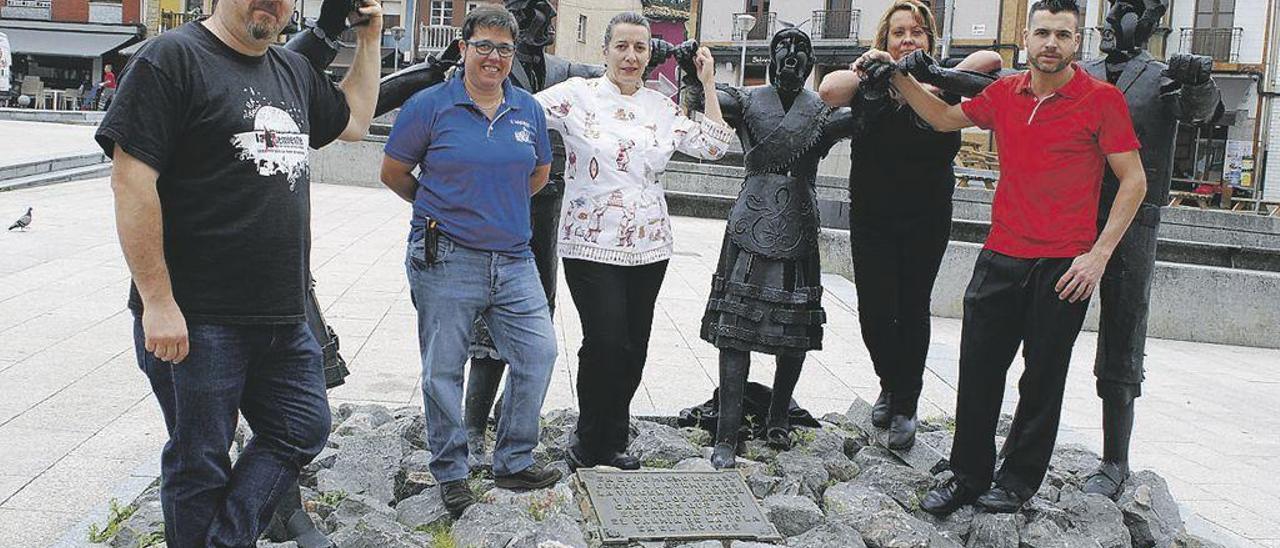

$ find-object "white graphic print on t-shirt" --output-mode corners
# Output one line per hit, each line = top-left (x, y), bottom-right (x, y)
(230, 96), (310, 190)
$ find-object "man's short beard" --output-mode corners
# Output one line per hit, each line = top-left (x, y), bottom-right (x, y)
(1033, 54), (1072, 74)
(249, 22), (272, 40)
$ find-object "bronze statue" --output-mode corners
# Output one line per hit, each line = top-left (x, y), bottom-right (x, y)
(1081, 0), (1223, 499)
(693, 27), (891, 468)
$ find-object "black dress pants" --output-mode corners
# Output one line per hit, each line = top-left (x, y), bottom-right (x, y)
(563, 258), (669, 460)
(949, 250), (1090, 499)
(850, 205), (951, 400)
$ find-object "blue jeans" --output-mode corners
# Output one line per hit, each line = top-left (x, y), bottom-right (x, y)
(406, 233), (557, 483)
(134, 318), (330, 548)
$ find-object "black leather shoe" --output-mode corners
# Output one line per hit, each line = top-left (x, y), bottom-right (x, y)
(495, 463), (562, 490)
(886, 414), (918, 450)
(872, 390), (892, 429)
(977, 485), (1028, 513)
(440, 480), (477, 518)
(602, 452), (641, 470)
(921, 478), (981, 516)
(565, 446), (594, 472)
(1082, 461), (1129, 500)
(711, 443), (737, 469)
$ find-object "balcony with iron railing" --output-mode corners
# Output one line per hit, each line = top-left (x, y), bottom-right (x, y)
(812, 9), (860, 41)
(1179, 27), (1242, 63)
(731, 12), (777, 41)
(418, 24), (462, 55)
(161, 10), (201, 32)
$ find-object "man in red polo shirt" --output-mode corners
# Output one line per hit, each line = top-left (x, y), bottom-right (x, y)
(858, 0), (1146, 515)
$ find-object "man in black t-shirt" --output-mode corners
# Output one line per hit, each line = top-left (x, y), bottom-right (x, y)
(95, 0), (383, 545)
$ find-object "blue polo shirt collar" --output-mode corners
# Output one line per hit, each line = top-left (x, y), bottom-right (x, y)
(446, 73), (522, 111)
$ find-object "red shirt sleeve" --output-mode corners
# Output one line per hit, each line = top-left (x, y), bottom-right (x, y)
(960, 78), (1001, 130)
(1096, 86), (1140, 155)
(104, 72), (117, 89)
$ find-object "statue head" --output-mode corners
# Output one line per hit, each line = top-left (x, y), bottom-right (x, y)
(1100, 0), (1166, 55)
(505, 0), (556, 49)
(768, 27), (813, 94)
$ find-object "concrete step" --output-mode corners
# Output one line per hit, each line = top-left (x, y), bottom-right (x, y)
(0, 151), (108, 181)
(0, 162), (112, 193)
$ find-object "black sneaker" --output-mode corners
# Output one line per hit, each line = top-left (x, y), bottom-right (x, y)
(495, 463), (562, 490)
(440, 480), (477, 518)
(921, 477), (982, 516)
(872, 390), (892, 429)
(886, 414), (918, 451)
(976, 484), (1029, 513)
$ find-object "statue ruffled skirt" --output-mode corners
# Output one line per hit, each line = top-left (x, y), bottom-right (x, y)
(699, 232), (826, 356)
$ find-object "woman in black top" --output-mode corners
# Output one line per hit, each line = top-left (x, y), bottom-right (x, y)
(819, 0), (1000, 449)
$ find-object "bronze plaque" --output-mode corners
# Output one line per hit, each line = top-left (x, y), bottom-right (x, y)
(576, 469), (781, 544)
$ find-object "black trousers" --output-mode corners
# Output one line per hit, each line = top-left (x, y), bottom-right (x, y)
(850, 205), (951, 401)
(563, 258), (668, 460)
(950, 250), (1089, 499)
(1094, 202), (1160, 402)
(530, 191), (563, 316)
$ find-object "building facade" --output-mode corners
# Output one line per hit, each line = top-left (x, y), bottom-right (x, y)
(0, 0), (145, 90)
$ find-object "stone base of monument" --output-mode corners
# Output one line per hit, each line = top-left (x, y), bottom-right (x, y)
(91, 403), (1228, 548)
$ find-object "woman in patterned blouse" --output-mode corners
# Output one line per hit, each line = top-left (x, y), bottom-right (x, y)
(534, 11), (733, 470)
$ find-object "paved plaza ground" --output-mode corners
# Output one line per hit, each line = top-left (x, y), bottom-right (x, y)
(0, 172), (1277, 545)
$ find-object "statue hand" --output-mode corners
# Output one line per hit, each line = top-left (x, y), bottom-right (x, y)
(316, 0), (354, 37)
(898, 49), (940, 83)
(647, 38), (676, 73)
(861, 59), (896, 88)
(1165, 53), (1212, 86)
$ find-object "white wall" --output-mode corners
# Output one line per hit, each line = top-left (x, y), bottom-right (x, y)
(1235, 0), (1265, 64)
(553, 0), (643, 66)
(701, 0), (740, 43)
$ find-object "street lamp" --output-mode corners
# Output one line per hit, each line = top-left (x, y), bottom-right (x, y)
(734, 14), (756, 87)
(390, 25), (406, 71)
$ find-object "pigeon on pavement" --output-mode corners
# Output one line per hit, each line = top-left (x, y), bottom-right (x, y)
(8, 207), (32, 231)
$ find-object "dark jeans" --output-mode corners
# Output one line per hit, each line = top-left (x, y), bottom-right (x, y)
(563, 258), (668, 460)
(851, 206), (951, 400)
(134, 318), (330, 548)
(949, 250), (1089, 499)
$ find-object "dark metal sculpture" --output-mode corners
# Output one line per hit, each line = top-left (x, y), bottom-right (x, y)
(693, 27), (891, 469)
(1081, 0), (1222, 499)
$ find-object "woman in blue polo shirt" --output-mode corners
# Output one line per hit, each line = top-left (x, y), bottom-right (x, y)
(379, 6), (559, 518)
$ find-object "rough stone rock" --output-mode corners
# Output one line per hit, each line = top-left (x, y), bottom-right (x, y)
(539, 408), (579, 454)
(787, 520), (867, 548)
(916, 431), (954, 460)
(966, 512), (1021, 548)
(257, 541), (299, 548)
(1059, 491), (1132, 548)
(329, 511), (427, 548)
(849, 464), (934, 510)
(746, 466), (785, 499)
(393, 491), (449, 529)
(1172, 530), (1229, 548)
(1048, 444), (1102, 479)
(330, 492), (396, 527)
(301, 445), (340, 487)
(674, 457), (717, 472)
(393, 450), (435, 502)
(1018, 518), (1102, 548)
(627, 421), (702, 467)
(451, 503), (537, 548)
(792, 426), (858, 461)
(1022, 495), (1072, 532)
(741, 440), (782, 463)
(772, 452), (830, 501)
(673, 541), (724, 548)
(451, 500), (587, 548)
(823, 456), (861, 484)
(109, 482), (164, 548)
(730, 542), (782, 548)
(317, 430), (403, 504)
(334, 405), (395, 436)
(823, 481), (902, 531)
(680, 426), (713, 448)
(858, 509), (955, 548)
(913, 504), (976, 543)
(854, 446), (901, 469)
(480, 484), (575, 522)
(391, 413), (427, 453)
(1117, 470), (1182, 548)
(762, 494), (824, 537)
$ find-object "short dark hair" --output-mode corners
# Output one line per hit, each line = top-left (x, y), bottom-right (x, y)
(604, 11), (650, 47)
(461, 5), (520, 41)
(1029, 0), (1081, 24)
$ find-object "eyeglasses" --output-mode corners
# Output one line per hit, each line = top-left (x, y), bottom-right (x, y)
(465, 39), (516, 58)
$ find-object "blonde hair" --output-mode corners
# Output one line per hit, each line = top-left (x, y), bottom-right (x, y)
(874, 0), (939, 53)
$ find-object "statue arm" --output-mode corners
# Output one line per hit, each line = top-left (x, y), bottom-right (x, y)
(1162, 54), (1224, 125)
(685, 84), (743, 128)
(374, 41), (461, 117)
(567, 62), (605, 79)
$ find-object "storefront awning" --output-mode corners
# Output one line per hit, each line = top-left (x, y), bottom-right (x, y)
(0, 21), (140, 58)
